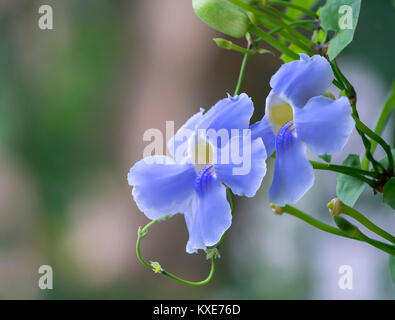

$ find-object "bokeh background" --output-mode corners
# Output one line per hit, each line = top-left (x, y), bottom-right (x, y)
(0, 0), (394, 299)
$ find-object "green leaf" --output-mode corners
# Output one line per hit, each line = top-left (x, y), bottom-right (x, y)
(192, 0), (250, 38)
(390, 255), (395, 283)
(319, 154), (332, 163)
(383, 178), (395, 210)
(320, 0), (361, 60)
(336, 154), (366, 207)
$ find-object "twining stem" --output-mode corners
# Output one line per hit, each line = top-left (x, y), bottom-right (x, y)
(136, 215), (216, 286)
(340, 202), (395, 244)
(353, 115), (394, 173)
(310, 161), (378, 188)
(330, 60), (385, 174)
(266, 0), (319, 19)
(362, 82), (395, 170)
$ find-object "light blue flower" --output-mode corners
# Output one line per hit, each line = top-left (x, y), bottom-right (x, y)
(251, 54), (354, 206)
(128, 94), (267, 253)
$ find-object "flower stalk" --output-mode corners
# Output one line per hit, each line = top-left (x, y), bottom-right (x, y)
(281, 205), (395, 256)
(136, 215), (216, 286)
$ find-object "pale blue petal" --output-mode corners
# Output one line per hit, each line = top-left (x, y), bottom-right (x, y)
(128, 155), (196, 220)
(269, 122), (314, 206)
(197, 93), (253, 134)
(270, 54), (333, 108)
(294, 96), (354, 155)
(250, 115), (276, 157)
(186, 165), (232, 253)
(214, 133), (267, 197)
(168, 109), (204, 162)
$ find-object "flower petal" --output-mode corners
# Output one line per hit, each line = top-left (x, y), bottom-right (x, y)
(269, 122), (314, 206)
(294, 96), (354, 155)
(214, 132), (267, 197)
(250, 114), (276, 157)
(168, 109), (204, 162)
(128, 155), (196, 220)
(186, 165), (232, 253)
(197, 93), (254, 134)
(270, 54), (334, 108)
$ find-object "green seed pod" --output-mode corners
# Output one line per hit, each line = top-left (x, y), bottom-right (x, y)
(333, 216), (361, 238)
(192, 0), (250, 38)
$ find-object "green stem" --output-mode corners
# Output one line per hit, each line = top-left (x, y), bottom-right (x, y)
(362, 82), (395, 170)
(330, 60), (384, 174)
(310, 160), (379, 179)
(334, 216), (395, 256)
(263, 5), (297, 23)
(227, 0), (314, 48)
(136, 216), (215, 286)
(353, 115), (394, 173)
(252, 19), (315, 48)
(341, 203), (395, 244)
(234, 52), (250, 96)
(284, 205), (395, 256)
(310, 161), (378, 188)
(248, 24), (299, 60)
(282, 205), (354, 239)
(266, 0), (319, 19)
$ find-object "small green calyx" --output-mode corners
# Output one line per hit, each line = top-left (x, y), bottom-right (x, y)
(270, 203), (284, 215)
(192, 0), (250, 38)
(137, 226), (147, 238)
(150, 261), (163, 273)
(213, 38), (233, 50)
(206, 248), (221, 260)
(327, 198), (343, 216)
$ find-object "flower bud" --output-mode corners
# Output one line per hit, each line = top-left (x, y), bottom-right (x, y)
(192, 0), (250, 38)
(327, 197), (342, 216)
(213, 38), (233, 50)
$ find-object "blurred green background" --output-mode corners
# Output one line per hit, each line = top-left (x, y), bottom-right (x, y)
(0, 0), (394, 299)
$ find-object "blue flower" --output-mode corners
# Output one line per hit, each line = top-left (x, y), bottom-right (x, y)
(128, 94), (267, 253)
(251, 54), (354, 206)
